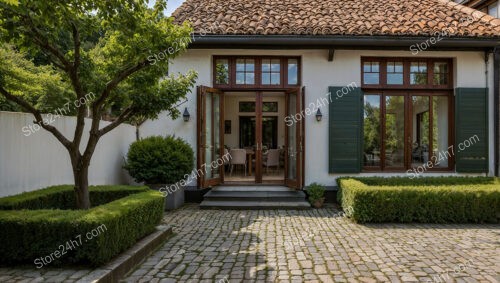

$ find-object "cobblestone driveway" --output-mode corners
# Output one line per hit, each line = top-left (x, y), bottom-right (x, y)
(124, 204), (500, 283)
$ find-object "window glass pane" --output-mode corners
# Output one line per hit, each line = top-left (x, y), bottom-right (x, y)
(261, 73), (270, 85)
(410, 62), (428, 85)
(236, 72), (245, 84)
(410, 96), (430, 169)
(246, 59), (255, 72)
(364, 73), (379, 84)
(387, 61), (403, 85)
(488, 2), (498, 17)
(262, 102), (278, 112)
(262, 59), (271, 72)
(433, 62), (448, 85)
(394, 62), (403, 73)
(288, 59), (298, 85)
(215, 59), (229, 84)
(245, 72), (254, 84)
(432, 96), (449, 168)
(236, 59), (245, 71)
(364, 95), (381, 167)
(363, 61), (380, 85)
(262, 58), (281, 85)
(385, 96), (405, 167)
(387, 74), (403, 85)
(363, 62), (371, 72)
(270, 73), (280, 85)
(239, 102), (255, 112)
(271, 59), (280, 72)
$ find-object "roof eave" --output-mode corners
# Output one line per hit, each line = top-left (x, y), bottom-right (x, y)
(189, 35), (500, 51)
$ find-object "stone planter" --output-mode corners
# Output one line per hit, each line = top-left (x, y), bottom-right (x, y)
(312, 198), (325, 208)
(148, 184), (185, 211)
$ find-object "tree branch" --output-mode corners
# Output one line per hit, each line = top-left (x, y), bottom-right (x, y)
(93, 60), (152, 112)
(25, 21), (73, 71)
(98, 107), (134, 137)
(0, 86), (73, 150)
(69, 21), (86, 149)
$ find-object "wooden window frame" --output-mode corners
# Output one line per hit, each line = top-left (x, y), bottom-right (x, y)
(361, 57), (453, 90)
(213, 56), (301, 89)
(362, 90), (455, 172)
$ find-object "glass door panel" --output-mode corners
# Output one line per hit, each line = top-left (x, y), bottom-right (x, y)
(285, 89), (302, 189)
(261, 93), (285, 183)
(432, 96), (450, 168)
(363, 95), (382, 168)
(410, 96), (430, 168)
(384, 95), (405, 169)
(197, 86), (223, 188)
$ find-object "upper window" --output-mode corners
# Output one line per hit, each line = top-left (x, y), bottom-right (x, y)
(215, 59), (229, 85)
(433, 62), (449, 85)
(386, 61), (403, 85)
(236, 59), (255, 85)
(361, 58), (452, 88)
(363, 61), (380, 85)
(410, 62), (428, 85)
(261, 59), (281, 85)
(287, 59), (299, 85)
(213, 56), (301, 88)
(488, 2), (498, 17)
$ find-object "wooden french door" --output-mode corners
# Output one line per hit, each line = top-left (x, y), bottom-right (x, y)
(284, 88), (304, 189)
(197, 86), (224, 188)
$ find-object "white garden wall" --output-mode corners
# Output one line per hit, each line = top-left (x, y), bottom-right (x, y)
(0, 111), (136, 197)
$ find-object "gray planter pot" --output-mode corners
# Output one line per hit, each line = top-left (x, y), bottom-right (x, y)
(148, 184), (185, 211)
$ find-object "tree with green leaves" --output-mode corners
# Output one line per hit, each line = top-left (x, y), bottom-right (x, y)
(0, 0), (197, 209)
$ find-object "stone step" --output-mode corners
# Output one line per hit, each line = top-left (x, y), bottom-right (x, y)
(200, 186), (310, 209)
(199, 200), (311, 210)
(203, 190), (307, 202)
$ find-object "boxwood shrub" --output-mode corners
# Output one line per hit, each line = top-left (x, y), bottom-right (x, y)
(0, 186), (163, 266)
(338, 177), (500, 223)
(0, 185), (149, 210)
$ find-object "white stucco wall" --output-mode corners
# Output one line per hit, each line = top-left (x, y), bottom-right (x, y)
(141, 49), (495, 186)
(0, 111), (136, 197)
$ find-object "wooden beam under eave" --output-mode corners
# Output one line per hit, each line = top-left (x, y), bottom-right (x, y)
(328, 49), (335, 61)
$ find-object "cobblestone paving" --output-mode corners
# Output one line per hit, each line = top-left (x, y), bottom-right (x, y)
(123, 204), (500, 283)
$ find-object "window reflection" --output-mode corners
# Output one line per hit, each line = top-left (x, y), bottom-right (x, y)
(363, 95), (381, 167)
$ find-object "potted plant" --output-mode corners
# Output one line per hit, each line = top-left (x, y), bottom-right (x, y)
(307, 183), (326, 208)
(124, 135), (194, 210)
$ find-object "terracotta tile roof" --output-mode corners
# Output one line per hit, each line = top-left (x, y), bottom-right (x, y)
(172, 0), (500, 37)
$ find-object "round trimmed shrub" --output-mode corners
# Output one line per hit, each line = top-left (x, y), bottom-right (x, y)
(124, 136), (194, 184)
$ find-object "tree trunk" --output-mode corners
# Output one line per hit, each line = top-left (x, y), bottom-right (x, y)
(73, 162), (90, 209)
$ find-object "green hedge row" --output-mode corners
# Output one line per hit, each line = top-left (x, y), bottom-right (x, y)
(0, 186), (163, 266)
(338, 178), (500, 223)
(0, 185), (149, 210)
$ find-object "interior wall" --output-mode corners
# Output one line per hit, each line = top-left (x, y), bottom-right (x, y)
(223, 93), (286, 149)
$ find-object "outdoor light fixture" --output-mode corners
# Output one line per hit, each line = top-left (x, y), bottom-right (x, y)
(182, 107), (190, 122)
(315, 108), (323, 122)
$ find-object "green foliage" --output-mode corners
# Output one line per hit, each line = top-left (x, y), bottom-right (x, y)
(0, 44), (74, 112)
(124, 135), (194, 184)
(0, 0), (197, 120)
(338, 178), (500, 223)
(0, 185), (149, 210)
(0, 186), (163, 266)
(307, 182), (326, 203)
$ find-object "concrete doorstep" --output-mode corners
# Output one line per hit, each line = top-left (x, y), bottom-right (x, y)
(76, 225), (172, 283)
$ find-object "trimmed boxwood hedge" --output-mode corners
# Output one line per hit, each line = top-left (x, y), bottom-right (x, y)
(337, 177), (500, 223)
(0, 185), (163, 266)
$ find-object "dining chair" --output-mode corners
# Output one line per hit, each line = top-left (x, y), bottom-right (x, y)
(263, 149), (280, 173)
(229, 149), (247, 176)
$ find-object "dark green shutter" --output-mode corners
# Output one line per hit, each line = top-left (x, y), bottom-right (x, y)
(455, 88), (489, 173)
(328, 86), (363, 173)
